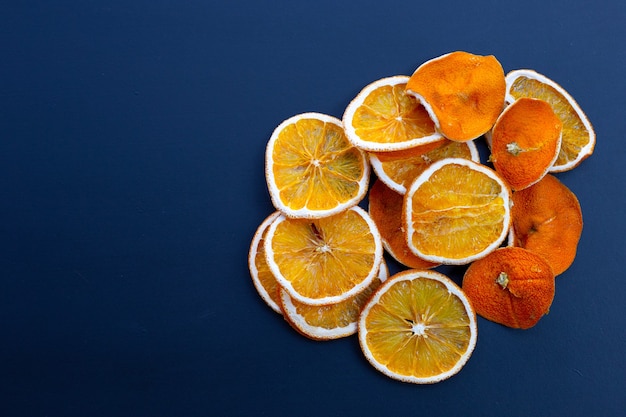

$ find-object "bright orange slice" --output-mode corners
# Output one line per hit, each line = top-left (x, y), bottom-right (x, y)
(404, 158), (511, 265)
(358, 269), (477, 384)
(369, 138), (479, 194)
(490, 97), (562, 191)
(406, 51), (506, 141)
(278, 261), (388, 340)
(265, 113), (369, 218)
(264, 206), (383, 306)
(342, 76), (443, 152)
(248, 211), (283, 314)
(505, 69), (595, 172)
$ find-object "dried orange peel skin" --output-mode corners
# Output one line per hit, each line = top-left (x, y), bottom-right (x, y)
(490, 97), (562, 191)
(264, 206), (383, 306)
(511, 174), (583, 275)
(505, 69), (595, 172)
(406, 51), (506, 142)
(404, 158), (512, 265)
(265, 113), (369, 219)
(342, 76), (443, 152)
(462, 247), (555, 329)
(368, 179), (438, 269)
(369, 138), (480, 195)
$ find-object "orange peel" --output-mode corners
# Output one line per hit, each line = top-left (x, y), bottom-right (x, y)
(462, 246), (555, 329)
(490, 97), (562, 191)
(406, 51), (506, 141)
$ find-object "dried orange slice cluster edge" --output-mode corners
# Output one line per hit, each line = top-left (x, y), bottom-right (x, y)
(249, 50), (595, 384)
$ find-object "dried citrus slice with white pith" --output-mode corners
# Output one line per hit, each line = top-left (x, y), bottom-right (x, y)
(405, 158), (511, 265)
(358, 269), (477, 384)
(505, 69), (595, 172)
(369, 138), (479, 194)
(265, 113), (369, 218)
(264, 206), (383, 306)
(248, 211), (283, 314)
(279, 261), (388, 340)
(342, 76), (443, 152)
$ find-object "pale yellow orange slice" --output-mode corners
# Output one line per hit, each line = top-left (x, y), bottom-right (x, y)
(404, 158), (511, 265)
(264, 206), (383, 306)
(358, 269), (477, 384)
(342, 76), (443, 152)
(265, 113), (369, 218)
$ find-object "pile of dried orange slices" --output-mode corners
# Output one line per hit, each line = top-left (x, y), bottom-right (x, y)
(249, 51), (595, 384)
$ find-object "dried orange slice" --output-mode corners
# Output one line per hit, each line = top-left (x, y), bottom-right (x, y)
(264, 206), (383, 306)
(406, 51), (506, 142)
(462, 247), (555, 329)
(342, 76), (443, 152)
(278, 261), (388, 340)
(368, 179), (438, 269)
(369, 138), (479, 194)
(510, 174), (583, 275)
(505, 69), (595, 172)
(358, 269), (477, 384)
(490, 97), (562, 191)
(405, 158), (511, 265)
(265, 113), (369, 218)
(248, 211), (283, 314)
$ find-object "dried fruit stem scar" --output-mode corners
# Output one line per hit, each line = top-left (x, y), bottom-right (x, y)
(496, 272), (509, 289)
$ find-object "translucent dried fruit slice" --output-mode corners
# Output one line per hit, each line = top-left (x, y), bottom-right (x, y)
(404, 158), (511, 265)
(510, 174), (583, 275)
(370, 138), (479, 194)
(264, 206), (383, 306)
(462, 247), (555, 329)
(248, 211), (283, 314)
(368, 179), (438, 269)
(505, 69), (595, 172)
(342, 76), (443, 152)
(358, 269), (477, 384)
(265, 113), (369, 218)
(278, 261), (388, 340)
(406, 51), (506, 141)
(490, 97), (562, 191)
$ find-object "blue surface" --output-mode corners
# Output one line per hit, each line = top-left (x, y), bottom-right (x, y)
(1, 1), (625, 416)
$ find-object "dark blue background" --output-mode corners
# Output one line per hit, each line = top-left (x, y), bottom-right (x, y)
(1, 1), (625, 416)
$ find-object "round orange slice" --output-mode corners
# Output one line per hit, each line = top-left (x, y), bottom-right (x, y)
(406, 51), (506, 141)
(369, 138), (479, 194)
(404, 158), (511, 265)
(248, 211), (283, 314)
(462, 246), (555, 329)
(368, 179), (438, 269)
(342, 75), (443, 152)
(278, 261), (388, 340)
(510, 174), (583, 275)
(264, 206), (383, 306)
(265, 113), (369, 218)
(490, 97), (562, 191)
(505, 69), (595, 172)
(358, 269), (477, 384)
